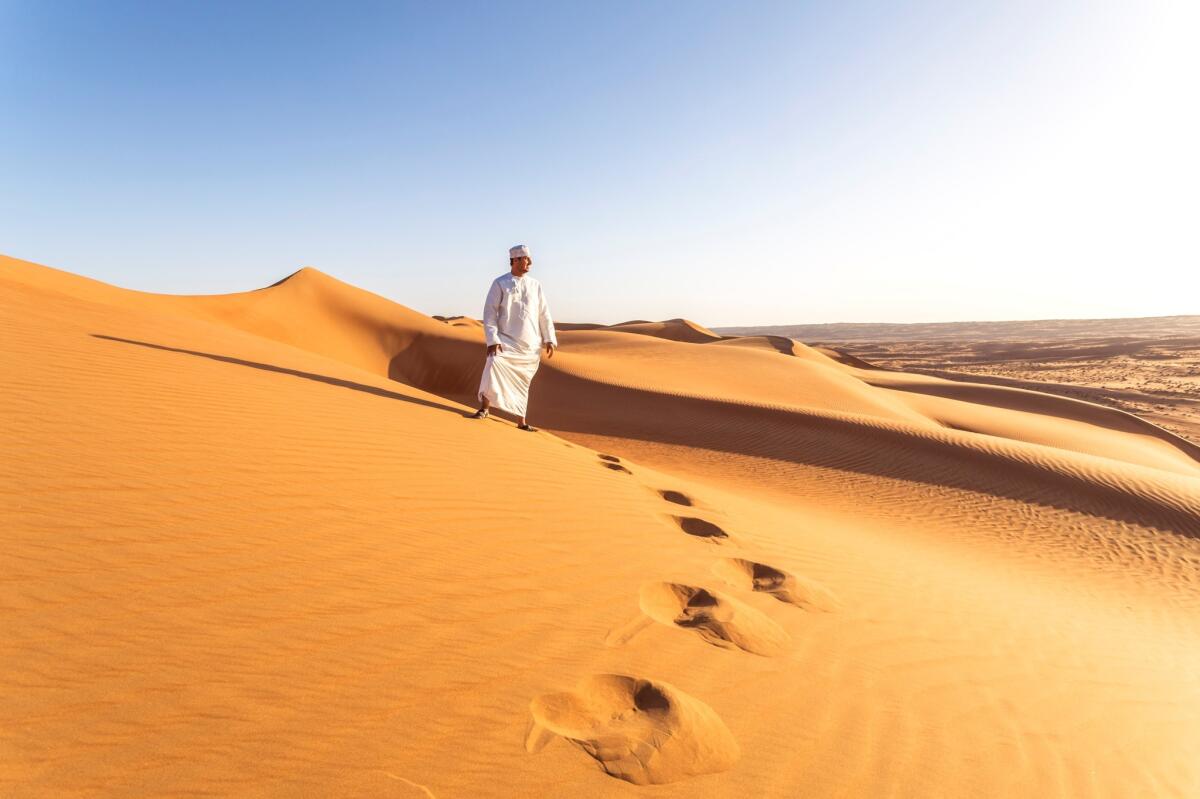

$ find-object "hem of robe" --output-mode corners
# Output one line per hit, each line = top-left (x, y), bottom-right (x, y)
(478, 350), (541, 417)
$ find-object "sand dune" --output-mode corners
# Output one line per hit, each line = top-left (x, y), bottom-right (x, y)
(433, 314), (483, 328)
(818, 331), (1200, 445)
(4, 253), (1200, 797)
(602, 318), (724, 343)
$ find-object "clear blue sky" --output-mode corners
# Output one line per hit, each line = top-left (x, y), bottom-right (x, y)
(2, 1), (1196, 325)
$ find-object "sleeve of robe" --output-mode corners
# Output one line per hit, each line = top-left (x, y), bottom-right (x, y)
(538, 283), (558, 347)
(482, 279), (502, 347)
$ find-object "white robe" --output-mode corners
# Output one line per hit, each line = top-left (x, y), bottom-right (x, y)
(478, 272), (557, 417)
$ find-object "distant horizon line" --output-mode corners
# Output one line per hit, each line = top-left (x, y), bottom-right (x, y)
(3, 251), (1195, 333)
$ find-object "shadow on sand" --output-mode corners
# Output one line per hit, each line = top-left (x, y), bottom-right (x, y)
(91, 334), (465, 416)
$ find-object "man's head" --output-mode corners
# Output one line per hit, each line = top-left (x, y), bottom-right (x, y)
(509, 244), (532, 276)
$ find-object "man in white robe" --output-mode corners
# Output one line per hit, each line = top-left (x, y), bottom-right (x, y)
(472, 244), (557, 431)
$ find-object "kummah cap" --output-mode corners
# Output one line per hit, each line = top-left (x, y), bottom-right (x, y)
(509, 244), (531, 259)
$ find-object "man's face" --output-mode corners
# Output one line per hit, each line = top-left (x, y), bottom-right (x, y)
(511, 256), (532, 275)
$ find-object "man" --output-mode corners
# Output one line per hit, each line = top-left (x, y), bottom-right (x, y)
(472, 244), (557, 431)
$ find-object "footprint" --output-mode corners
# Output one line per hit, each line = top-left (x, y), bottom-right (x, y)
(658, 489), (693, 507)
(527, 674), (739, 785)
(673, 516), (728, 540)
(712, 558), (840, 611)
(595, 454), (633, 473)
(638, 581), (789, 656)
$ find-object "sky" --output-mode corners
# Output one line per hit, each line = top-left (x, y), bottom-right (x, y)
(2, 0), (1197, 325)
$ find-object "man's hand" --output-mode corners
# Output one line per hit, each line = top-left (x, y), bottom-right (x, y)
(544, 342), (556, 359)
(488, 343), (503, 356)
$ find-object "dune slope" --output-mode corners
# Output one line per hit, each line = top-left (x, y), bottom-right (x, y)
(4, 254), (1200, 798)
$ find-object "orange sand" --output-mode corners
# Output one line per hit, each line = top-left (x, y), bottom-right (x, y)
(4, 254), (1200, 797)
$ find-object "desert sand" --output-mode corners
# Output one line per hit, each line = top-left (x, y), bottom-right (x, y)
(4, 253), (1200, 798)
(719, 317), (1200, 444)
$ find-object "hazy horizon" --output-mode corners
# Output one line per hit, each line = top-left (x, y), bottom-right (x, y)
(711, 311), (1200, 330)
(4, 1), (1197, 326)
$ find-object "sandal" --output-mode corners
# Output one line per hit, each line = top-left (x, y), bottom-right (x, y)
(470, 408), (489, 419)
(517, 423), (538, 432)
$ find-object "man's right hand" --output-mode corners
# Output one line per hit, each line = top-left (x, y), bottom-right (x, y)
(487, 343), (503, 356)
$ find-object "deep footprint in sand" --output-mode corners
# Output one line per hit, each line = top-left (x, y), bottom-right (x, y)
(658, 489), (694, 507)
(673, 515), (728, 540)
(637, 581), (789, 656)
(712, 558), (840, 611)
(596, 454), (633, 474)
(527, 673), (739, 785)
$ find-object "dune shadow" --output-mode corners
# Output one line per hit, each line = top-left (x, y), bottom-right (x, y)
(531, 369), (1200, 539)
(91, 334), (463, 415)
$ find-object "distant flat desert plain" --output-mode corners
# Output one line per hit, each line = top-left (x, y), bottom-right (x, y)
(4, 254), (1200, 798)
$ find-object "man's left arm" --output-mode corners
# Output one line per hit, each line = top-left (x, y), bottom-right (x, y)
(538, 284), (557, 356)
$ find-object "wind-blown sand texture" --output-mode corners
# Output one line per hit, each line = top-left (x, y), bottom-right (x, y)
(4, 253), (1200, 797)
